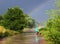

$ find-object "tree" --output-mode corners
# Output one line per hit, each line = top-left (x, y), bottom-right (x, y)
(0, 7), (35, 32)
(0, 15), (3, 20)
(46, 0), (60, 44)
(23, 14), (35, 28)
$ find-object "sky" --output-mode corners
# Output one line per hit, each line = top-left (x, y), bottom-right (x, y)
(0, 0), (57, 26)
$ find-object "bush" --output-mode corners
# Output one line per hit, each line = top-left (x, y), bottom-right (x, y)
(0, 26), (19, 38)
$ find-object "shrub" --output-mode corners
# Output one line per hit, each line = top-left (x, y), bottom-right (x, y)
(0, 26), (19, 38)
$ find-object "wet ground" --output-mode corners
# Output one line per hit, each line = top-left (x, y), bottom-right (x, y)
(0, 33), (48, 44)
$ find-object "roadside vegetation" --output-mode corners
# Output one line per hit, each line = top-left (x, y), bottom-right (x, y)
(0, 26), (19, 38)
(39, 0), (60, 44)
(0, 7), (35, 38)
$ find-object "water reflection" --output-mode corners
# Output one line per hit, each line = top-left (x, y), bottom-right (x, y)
(1, 33), (38, 44)
(35, 35), (39, 42)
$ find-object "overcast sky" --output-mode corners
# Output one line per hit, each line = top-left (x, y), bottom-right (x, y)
(0, 0), (57, 25)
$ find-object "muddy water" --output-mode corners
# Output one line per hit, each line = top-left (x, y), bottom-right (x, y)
(1, 33), (39, 44)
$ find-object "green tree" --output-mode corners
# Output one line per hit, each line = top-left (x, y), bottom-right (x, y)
(0, 15), (3, 20)
(0, 7), (35, 32)
(46, 0), (60, 44)
(23, 14), (35, 28)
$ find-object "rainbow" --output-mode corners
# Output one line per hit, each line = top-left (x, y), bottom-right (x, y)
(29, 0), (49, 15)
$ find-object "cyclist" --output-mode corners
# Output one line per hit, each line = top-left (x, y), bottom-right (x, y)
(35, 26), (39, 35)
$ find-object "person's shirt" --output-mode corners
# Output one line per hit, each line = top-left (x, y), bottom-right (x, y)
(35, 27), (39, 32)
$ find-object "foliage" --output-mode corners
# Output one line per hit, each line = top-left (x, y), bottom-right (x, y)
(23, 14), (35, 28)
(0, 26), (19, 38)
(0, 15), (3, 20)
(40, 0), (60, 44)
(45, 0), (60, 44)
(0, 7), (35, 32)
(39, 28), (47, 31)
(46, 14), (60, 44)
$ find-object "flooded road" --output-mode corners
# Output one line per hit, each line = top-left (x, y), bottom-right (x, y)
(0, 32), (48, 44)
(1, 33), (38, 44)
